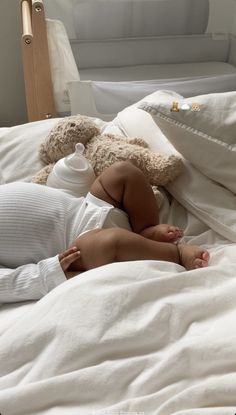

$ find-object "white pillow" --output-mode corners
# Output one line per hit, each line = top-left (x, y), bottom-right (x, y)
(140, 90), (236, 194)
(46, 19), (80, 116)
(116, 98), (236, 243)
(0, 120), (59, 183)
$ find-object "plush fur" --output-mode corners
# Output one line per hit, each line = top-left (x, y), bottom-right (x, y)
(84, 134), (183, 186)
(32, 115), (184, 207)
(40, 115), (100, 164)
(32, 164), (55, 185)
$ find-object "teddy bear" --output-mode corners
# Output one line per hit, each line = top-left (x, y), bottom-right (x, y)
(32, 115), (183, 205)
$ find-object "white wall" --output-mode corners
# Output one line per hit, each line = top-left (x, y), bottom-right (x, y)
(0, 0), (27, 127)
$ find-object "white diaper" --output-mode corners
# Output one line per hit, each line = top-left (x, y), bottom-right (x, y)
(87, 192), (131, 230)
(72, 192), (131, 241)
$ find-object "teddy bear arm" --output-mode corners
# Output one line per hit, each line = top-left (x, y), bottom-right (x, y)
(31, 163), (55, 185)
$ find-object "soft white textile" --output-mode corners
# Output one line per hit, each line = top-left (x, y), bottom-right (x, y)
(0, 169), (5, 185)
(0, 183), (79, 267)
(0, 119), (58, 183)
(1, 94), (236, 413)
(140, 90), (236, 195)
(0, 184), (130, 303)
(1, 244), (236, 413)
(0, 256), (65, 304)
(46, 19), (80, 116)
(0, 127), (9, 184)
(117, 100), (236, 242)
(0, 145), (236, 411)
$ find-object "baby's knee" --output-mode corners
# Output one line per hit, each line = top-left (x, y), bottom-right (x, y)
(88, 228), (131, 263)
(101, 228), (131, 258)
(70, 228), (129, 270)
(111, 160), (141, 182)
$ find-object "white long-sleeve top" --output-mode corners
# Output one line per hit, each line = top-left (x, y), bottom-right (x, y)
(0, 182), (113, 303)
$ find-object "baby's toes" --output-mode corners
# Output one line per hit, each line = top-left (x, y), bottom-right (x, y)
(201, 251), (210, 262)
(169, 226), (184, 240)
(194, 258), (205, 269)
(177, 228), (184, 238)
(166, 229), (178, 241)
(175, 227), (184, 237)
(194, 250), (209, 269)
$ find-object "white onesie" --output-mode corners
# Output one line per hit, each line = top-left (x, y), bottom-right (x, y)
(0, 182), (130, 303)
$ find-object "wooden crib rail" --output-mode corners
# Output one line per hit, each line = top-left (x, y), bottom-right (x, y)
(21, 0), (57, 122)
(21, 0), (33, 44)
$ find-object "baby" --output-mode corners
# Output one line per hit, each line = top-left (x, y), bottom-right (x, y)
(0, 161), (209, 302)
(61, 161), (209, 276)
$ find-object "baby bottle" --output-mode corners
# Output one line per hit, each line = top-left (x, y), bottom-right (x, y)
(46, 143), (96, 197)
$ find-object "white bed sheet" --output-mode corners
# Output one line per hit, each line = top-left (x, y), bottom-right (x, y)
(1, 107), (236, 413)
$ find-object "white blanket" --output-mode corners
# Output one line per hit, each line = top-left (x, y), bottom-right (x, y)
(1, 113), (236, 414)
(0, 190), (236, 414)
(0, 243), (236, 414)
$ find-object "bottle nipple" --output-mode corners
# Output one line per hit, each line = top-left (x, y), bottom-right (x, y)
(65, 143), (87, 171)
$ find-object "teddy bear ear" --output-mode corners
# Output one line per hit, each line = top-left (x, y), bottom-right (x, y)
(38, 115), (101, 164)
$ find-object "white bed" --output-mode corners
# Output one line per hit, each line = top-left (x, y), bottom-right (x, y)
(1, 89), (236, 414)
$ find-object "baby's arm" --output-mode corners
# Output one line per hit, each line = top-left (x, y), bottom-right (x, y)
(58, 246), (81, 279)
(0, 247), (81, 304)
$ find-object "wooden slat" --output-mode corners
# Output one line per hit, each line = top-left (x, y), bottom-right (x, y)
(21, 0), (57, 122)
(21, 0), (33, 41)
(21, 0), (38, 121)
(31, 0), (57, 121)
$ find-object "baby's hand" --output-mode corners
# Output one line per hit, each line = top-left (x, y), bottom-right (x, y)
(59, 246), (81, 279)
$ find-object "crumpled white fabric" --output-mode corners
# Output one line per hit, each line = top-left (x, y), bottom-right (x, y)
(1, 249), (236, 414)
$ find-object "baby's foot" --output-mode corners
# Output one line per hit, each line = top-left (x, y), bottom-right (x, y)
(177, 244), (209, 270)
(142, 224), (183, 243)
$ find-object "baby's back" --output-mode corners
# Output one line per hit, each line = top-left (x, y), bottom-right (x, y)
(0, 183), (81, 267)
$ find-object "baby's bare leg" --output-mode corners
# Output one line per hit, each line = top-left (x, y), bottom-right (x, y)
(69, 228), (209, 272)
(90, 161), (182, 241)
(68, 229), (119, 272)
(90, 161), (159, 234)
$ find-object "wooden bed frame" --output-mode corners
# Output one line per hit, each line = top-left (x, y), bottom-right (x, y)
(21, 0), (57, 122)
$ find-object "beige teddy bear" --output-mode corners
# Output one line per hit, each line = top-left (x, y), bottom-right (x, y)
(32, 115), (183, 205)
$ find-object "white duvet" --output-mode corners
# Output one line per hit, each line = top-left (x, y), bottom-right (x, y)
(0, 224), (236, 414)
(0, 108), (236, 414)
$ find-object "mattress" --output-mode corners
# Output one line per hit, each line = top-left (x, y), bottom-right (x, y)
(80, 61), (236, 82)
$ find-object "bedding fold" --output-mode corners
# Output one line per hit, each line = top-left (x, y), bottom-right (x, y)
(116, 105), (236, 243)
(1, 104), (236, 414)
(0, 255), (236, 414)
